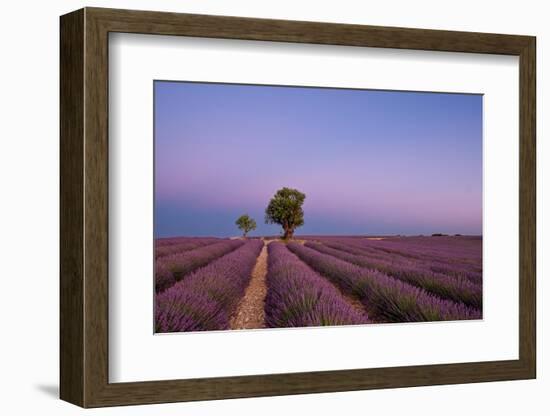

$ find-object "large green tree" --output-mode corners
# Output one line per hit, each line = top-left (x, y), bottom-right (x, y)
(235, 214), (256, 237)
(265, 187), (306, 240)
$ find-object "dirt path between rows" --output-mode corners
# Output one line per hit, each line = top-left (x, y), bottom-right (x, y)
(340, 290), (369, 320)
(230, 242), (268, 330)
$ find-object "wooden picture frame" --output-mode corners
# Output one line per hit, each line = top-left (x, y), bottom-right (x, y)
(60, 7), (536, 408)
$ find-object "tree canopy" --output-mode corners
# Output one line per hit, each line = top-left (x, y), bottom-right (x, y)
(265, 187), (306, 240)
(235, 214), (257, 237)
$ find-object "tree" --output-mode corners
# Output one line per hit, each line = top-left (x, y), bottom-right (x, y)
(235, 214), (257, 237)
(265, 187), (306, 240)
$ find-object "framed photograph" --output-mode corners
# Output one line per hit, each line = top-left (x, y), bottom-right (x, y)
(60, 7), (536, 407)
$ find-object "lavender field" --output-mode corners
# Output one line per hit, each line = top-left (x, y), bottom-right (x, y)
(154, 235), (482, 333)
(154, 82), (483, 333)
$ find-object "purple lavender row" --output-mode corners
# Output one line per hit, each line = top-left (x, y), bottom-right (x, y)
(324, 238), (482, 283)
(155, 240), (264, 332)
(342, 239), (482, 284)
(265, 243), (369, 328)
(306, 242), (482, 309)
(287, 243), (481, 323)
(359, 238), (482, 266)
(356, 239), (482, 281)
(155, 238), (219, 259)
(155, 236), (219, 247)
(385, 235), (482, 254)
(308, 235), (481, 266)
(155, 239), (245, 293)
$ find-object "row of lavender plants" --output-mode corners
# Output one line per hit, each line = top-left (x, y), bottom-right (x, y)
(382, 235), (483, 254)
(325, 239), (482, 284)
(357, 238), (482, 268)
(155, 240), (263, 332)
(314, 237), (482, 283)
(155, 239), (244, 293)
(360, 238), (482, 281)
(155, 236), (218, 247)
(305, 241), (482, 309)
(155, 238), (219, 259)
(306, 236), (481, 265)
(287, 243), (481, 322)
(265, 243), (369, 328)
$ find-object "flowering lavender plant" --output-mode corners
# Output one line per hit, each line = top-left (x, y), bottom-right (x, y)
(155, 240), (263, 332)
(265, 242), (369, 328)
(155, 239), (245, 293)
(288, 243), (481, 322)
(306, 241), (482, 309)
(155, 237), (219, 259)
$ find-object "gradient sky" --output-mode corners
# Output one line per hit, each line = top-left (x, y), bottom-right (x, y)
(154, 81), (482, 238)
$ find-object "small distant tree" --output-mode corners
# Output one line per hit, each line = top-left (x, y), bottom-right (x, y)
(235, 214), (256, 237)
(265, 187), (306, 240)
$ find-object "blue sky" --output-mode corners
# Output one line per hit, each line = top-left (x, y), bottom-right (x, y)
(154, 81), (482, 237)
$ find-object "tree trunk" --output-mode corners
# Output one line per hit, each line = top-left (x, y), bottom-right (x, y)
(283, 227), (294, 240)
